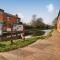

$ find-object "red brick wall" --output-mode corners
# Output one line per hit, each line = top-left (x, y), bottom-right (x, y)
(9, 16), (17, 24)
(0, 12), (4, 21)
(0, 10), (20, 31)
(0, 11), (19, 24)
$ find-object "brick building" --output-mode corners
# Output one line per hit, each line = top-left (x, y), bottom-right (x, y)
(0, 9), (21, 35)
(57, 10), (60, 32)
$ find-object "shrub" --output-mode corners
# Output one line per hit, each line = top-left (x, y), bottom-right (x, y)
(32, 30), (45, 36)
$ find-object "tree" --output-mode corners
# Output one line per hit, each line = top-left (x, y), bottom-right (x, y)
(30, 15), (45, 29)
(23, 23), (33, 29)
(32, 14), (37, 21)
(36, 18), (45, 28)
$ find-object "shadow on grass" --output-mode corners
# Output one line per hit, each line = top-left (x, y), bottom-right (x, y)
(0, 43), (6, 48)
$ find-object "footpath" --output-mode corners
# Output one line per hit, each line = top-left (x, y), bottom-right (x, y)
(0, 30), (60, 60)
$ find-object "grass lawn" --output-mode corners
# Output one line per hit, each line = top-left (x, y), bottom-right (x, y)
(0, 36), (45, 52)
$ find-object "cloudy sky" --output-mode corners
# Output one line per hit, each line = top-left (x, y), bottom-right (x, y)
(0, 0), (60, 24)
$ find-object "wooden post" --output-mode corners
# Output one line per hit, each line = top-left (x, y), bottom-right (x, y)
(11, 24), (13, 44)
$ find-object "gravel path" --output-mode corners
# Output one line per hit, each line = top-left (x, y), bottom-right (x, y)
(0, 30), (60, 60)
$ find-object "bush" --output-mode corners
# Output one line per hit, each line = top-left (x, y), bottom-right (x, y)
(24, 30), (32, 36)
(46, 29), (53, 38)
(32, 30), (45, 36)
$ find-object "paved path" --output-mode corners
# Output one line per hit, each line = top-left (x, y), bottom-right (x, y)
(0, 31), (60, 60)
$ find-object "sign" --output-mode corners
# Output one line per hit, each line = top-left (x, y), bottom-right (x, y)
(13, 25), (24, 31)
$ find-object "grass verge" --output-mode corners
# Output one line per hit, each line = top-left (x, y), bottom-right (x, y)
(0, 36), (45, 52)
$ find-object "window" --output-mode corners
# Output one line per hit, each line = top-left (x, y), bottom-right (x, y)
(7, 17), (10, 21)
(17, 18), (20, 23)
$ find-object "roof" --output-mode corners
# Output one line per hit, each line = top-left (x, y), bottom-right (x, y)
(5, 13), (19, 18)
(0, 9), (20, 18)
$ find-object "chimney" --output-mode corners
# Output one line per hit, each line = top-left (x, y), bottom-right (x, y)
(0, 9), (4, 12)
(16, 14), (18, 17)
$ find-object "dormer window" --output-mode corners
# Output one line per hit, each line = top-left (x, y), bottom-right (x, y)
(17, 18), (20, 23)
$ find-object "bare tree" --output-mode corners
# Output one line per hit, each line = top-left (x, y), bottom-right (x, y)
(31, 15), (45, 29)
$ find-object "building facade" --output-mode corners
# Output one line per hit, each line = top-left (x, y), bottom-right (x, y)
(0, 9), (21, 35)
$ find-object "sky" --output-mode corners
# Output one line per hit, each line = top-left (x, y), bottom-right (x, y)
(0, 0), (60, 25)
